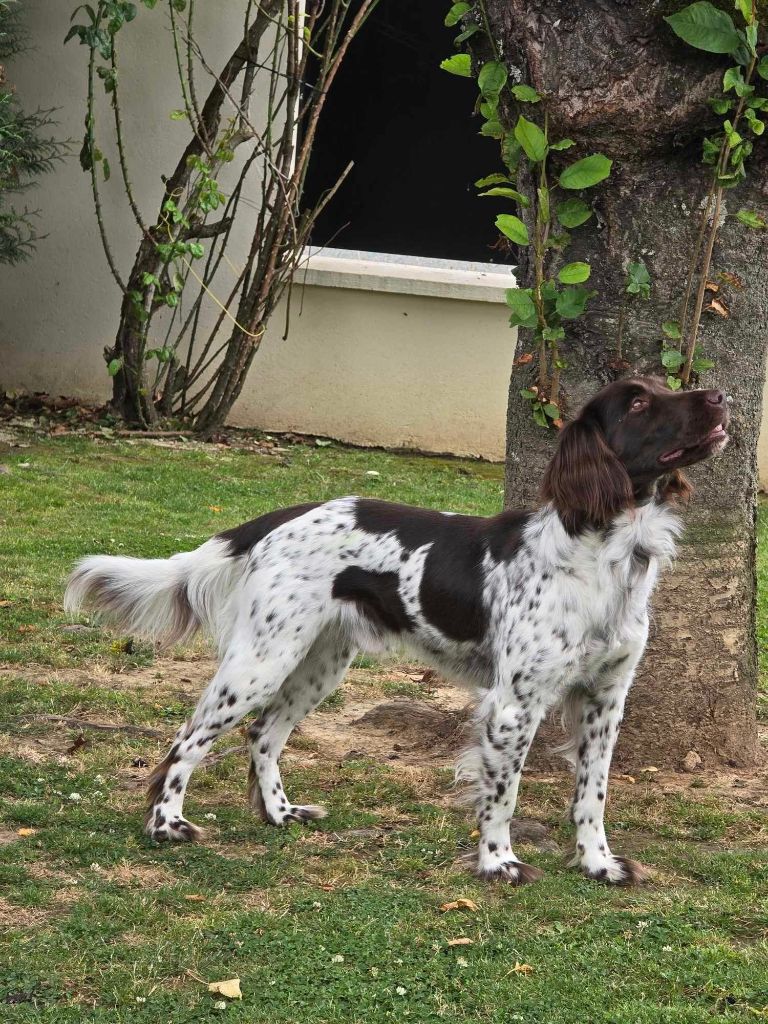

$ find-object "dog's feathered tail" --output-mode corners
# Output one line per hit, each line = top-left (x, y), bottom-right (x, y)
(64, 537), (242, 651)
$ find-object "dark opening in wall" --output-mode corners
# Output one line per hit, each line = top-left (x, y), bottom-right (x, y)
(302, 0), (514, 265)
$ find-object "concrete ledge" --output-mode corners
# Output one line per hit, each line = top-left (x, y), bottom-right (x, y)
(300, 246), (517, 303)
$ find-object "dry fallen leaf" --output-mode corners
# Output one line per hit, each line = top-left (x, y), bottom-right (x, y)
(440, 898), (478, 913)
(640, 766), (659, 774)
(705, 298), (729, 317)
(17, 625), (37, 633)
(515, 352), (534, 365)
(469, 829), (480, 839)
(617, 774), (636, 784)
(208, 978), (242, 1000)
(447, 937), (474, 947)
(184, 894), (206, 902)
(718, 270), (744, 290)
(0, 599), (12, 607)
(510, 962), (533, 975)
(704, 281), (720, 293)
(17, 828), (36, 837)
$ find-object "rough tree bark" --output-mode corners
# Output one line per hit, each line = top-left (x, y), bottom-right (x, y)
(485, 0), (768, 768)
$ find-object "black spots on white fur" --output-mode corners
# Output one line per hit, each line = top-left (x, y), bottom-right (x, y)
(218, 503), (322, 557)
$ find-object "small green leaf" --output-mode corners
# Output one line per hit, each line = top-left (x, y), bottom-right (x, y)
(758, 55), (768, 80)
(475, 173), (511, 187)
(542, 326), (565, 342)
(455, 23), (481, 43)
(537, 187), (550, 222)
(709, 96), (732, 114)
(556, 197), (592, 228)
(661, 348), (685, 371)
(532, 404), (549, 428)
(691, 356), (715, 372)
(440, 53), (472, 76)
(480, 120), (504, 138)
(666, 375), (683, 391)
(558, 262), (591, 284)
(626, 260), (651, 298)
(736, 208), (767, 228)
(745, 108), (764, 134)
(664, 2), (741, 55)
(723, 66), (744, 92)
(662, 321), (682, 340)
(556, 286), (592, 319)
(170, 109), (187, 120)
(479, 187), (530, 205)
(735, 0), (753, 25)
(702, 135), (723, 164)
(188, 242), (205, 258)
(107, 358), (123, 377)
(514, 115), (548, 162)
(549, 138), (575, 151)
(558, 153), (612, 189)
(479, 61), (508, 99)
(511, 84), (541, 103)
(444, 2), (471, 27)
(496, 214), (529, 245)
(520, 388), (538, 400)
(506, 288), (538, 328)
(543, 403), (560, 419)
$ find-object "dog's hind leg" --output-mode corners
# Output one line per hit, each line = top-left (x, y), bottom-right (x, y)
(247, 626), (356, 825)
(145, 572), (328, 842)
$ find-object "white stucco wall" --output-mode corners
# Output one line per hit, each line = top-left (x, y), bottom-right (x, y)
(0, 1), (516, 461)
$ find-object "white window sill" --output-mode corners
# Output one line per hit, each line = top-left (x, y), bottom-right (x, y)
(299, 247), (517, 304)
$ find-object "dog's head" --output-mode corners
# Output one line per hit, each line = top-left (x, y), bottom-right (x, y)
(541, 376), (729, 533)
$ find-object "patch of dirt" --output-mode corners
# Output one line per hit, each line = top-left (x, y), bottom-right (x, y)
(3, 656), (768, 814)
(100, 861), (176, 887)
(0, 896), (52, 930)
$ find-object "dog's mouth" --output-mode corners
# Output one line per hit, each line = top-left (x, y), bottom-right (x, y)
(659, 423), (729, 465)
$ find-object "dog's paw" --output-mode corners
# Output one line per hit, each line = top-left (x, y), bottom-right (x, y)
(476, 859), (544, 886)
(580, 855), (650, 886)
(273, 803), (328, 825)
(146, 813), (203, 843)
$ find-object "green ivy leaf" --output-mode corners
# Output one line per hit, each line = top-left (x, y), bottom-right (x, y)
(496, 214), (529, 245)
(556, 286), (592, 319)
(736, 208), (767, 228)
(478, 61), (508, 99)
(709, 96), (732, 114)
(745, 108), (764, 135)
(558, 262), (591, 284)
(661, 348), (685, 371)
(626, 260), (651, 298)
(666, 375), (683, 391)
(107, 358), (123, 377)
(537, 187), (550, 222)
(188, 242), (205, 258)
(558, 153), (612, 189)
(479, 187), (530, 206)
(555, 197), (592, 228)
(480, 120), (504, 138)
(520, 388), (538, 400)
(475, 173), (511, 187)
(662, 321), (681, 340)
(444, 3), (471, 27)
(664, 2), (741, 55)
(514, 115), (548, 162)
(691, 356), (715, 372)
(440, 53), (472, 77)
(511, 84), (541, 103)
(542, 326), (565, 342)
(543, 403), (560, 419)
(506, 288), (537, 328)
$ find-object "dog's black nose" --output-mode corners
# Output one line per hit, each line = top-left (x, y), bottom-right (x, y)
(705, 389), (725, 406)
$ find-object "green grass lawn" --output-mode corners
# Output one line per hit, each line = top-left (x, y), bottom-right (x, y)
(0, 433), (766, 1022)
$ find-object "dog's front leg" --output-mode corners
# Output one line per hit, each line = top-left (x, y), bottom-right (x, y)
(464, 692), (545, 885)
(567, 653), (649, 885)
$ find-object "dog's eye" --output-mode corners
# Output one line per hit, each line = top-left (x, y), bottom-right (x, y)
(630, 397), (648, 413)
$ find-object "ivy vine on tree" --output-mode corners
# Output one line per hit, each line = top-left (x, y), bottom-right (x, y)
(441, 0), (768, 425)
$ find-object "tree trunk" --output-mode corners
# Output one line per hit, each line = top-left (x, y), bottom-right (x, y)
(486, 0), (768, 768)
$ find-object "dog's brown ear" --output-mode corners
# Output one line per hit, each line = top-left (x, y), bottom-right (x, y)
(659, 469), (693, 506)
(540, 416), (633, 534)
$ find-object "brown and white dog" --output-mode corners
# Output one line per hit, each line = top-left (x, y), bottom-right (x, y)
(65, 377), (728, 885)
